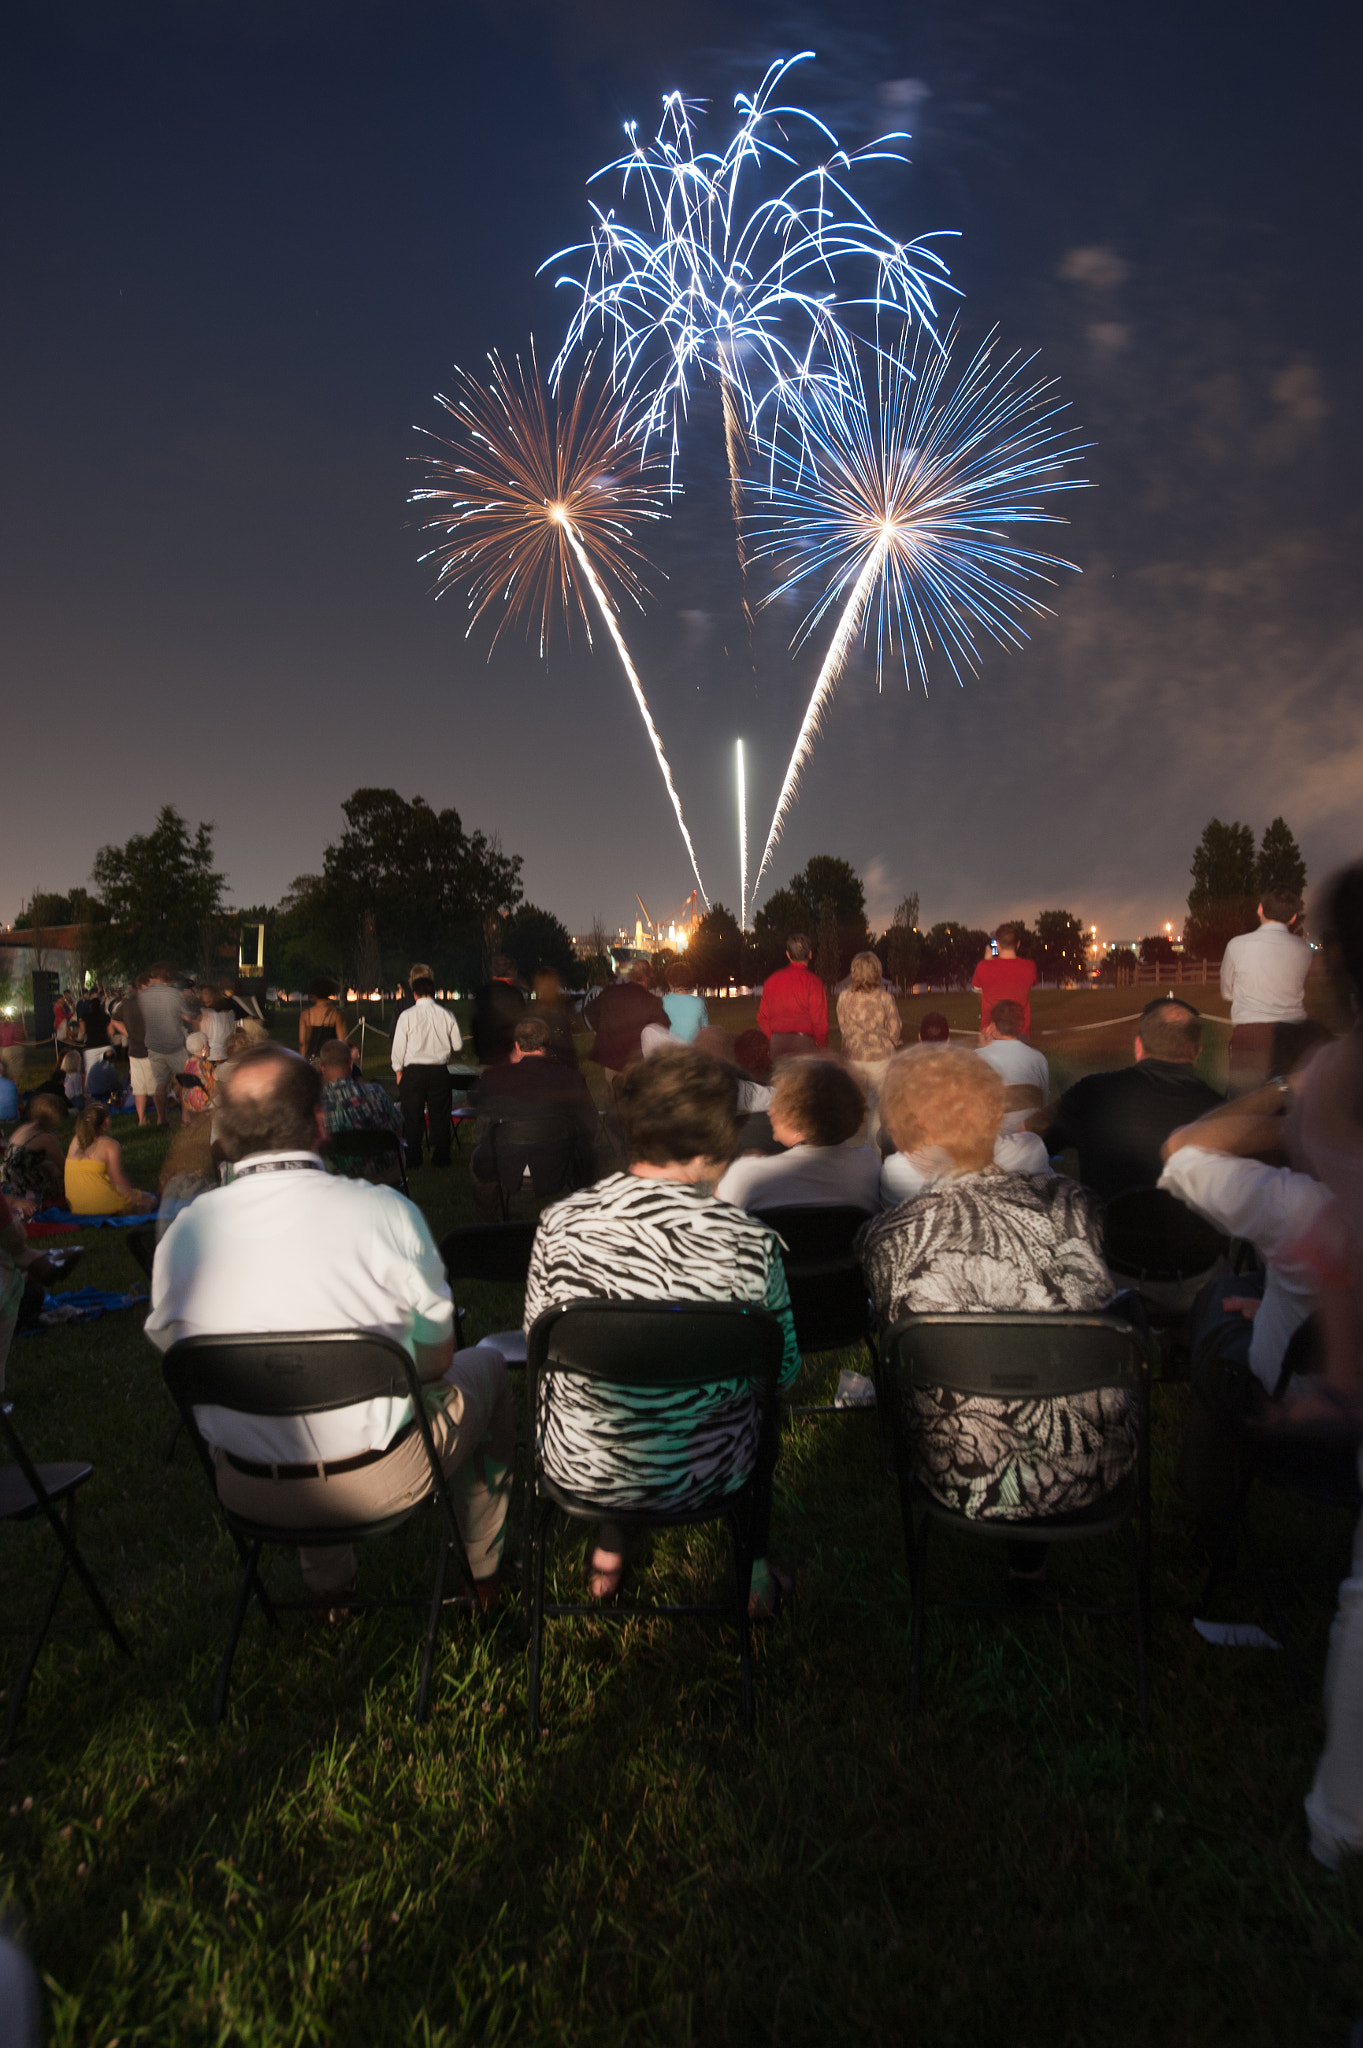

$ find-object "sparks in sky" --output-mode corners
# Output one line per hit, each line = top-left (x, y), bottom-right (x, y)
(411, 346), (710, 903)
(748, 322), (1090, 895)
(736, 737), (748, 930)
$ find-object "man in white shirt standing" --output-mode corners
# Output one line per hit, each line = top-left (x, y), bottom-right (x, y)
(146, 1046), (513, 1605)
(1220, 888), (1311, 1095)
(390, 973), (463, 1170)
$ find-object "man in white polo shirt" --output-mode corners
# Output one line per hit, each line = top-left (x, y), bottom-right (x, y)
(391, 973), (463, 1170)
(975, 999), (1050, 1133)
(146, 1046), (512, 1605)
(1220, 888), (1311, 1094)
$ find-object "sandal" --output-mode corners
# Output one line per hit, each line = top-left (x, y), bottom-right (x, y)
(748, 1561), (795, 1623)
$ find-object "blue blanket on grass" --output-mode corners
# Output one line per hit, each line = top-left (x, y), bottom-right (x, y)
(21, 1286), (144, 1334)
(28, 1209), (155, 1229)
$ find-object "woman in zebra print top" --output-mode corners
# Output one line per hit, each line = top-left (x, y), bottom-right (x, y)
(523, 1047), (799, 1612)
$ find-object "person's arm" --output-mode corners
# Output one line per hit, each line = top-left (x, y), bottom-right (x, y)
(445, 1009), (463, 1056)
(298, 1009), (310, 1055)
(100, 1138), (141, 1201)
(1161, 1079), (1293, 1163)
(331, 1009), (347, 1043)
(390, 1011), (407, 1081)
(1219, 949), (1235, 1002)
(886, 993), (903, 1047)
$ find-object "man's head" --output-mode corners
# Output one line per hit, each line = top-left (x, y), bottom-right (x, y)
(785, 933), (811, 963)
(317, 1039), (355, 1081)
(216, 1046), (324, 1162)
(145, 961), (176, 985)
(918, 1011), (951, 1043)
(986, 999), (1024, 1041)
(1134, 998), (1202, 1064)
(628, 960), (652, 986)
(1259, 889), (1302, 928)
(411, 975), (436, 1000)
(769, 1059), (866, 1149)
(490, 955), (517, 982)
(511, 1016), (551, 1061)
(994, 923), (1023, 954)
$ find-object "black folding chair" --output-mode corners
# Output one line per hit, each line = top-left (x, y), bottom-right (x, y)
(485, 1113), (580, 1220)
(161, 1332), (479, 1724)
(439, 1221), (538, 1350)
(0, 1404), (130, 1755)
(524, 1300), (786, 1740)
(751, 1204), (877, 1419)
(882, 1312), (1152, 1726)
(327, 1126), (409, 1194)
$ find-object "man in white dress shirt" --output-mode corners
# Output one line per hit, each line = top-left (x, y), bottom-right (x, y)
(391, 974), (464, 1170)
(1220, 888), (1311, 1094)
(146, 1046), (513, 1604)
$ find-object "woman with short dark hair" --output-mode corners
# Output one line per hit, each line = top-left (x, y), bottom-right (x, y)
(716, 1059), (879, 1213)
(523, 1047), (800, 1614)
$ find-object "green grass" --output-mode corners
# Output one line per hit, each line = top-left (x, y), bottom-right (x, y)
(2, 1006), (1361, 2043)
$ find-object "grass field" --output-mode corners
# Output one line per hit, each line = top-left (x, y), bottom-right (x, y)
(2, 998), (1361, 2045)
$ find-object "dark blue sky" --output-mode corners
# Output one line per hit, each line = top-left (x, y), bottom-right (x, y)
(3, 0), (1356, 943)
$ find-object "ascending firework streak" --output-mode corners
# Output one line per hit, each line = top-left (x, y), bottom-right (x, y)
(410, 345), (709, 904)
(543, 53), (955, 621)
(735, 739), (748, 929)
(748, 323), (1089, 896)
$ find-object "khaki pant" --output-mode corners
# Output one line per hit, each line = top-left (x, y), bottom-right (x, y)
(213, 1345), (515, 1599)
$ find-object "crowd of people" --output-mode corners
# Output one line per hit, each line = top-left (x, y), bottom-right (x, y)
(3, 874), (1361, 1873)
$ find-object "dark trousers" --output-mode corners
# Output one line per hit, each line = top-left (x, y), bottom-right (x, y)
(399, 1064), (453, 1167)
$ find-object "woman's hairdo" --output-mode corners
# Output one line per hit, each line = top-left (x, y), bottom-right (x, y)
(614, 1047), (740, 1167)
(307, 978), (337, 1003)
(26, 1094), (63, 1132)
(771, 1059), (866, 1147)
(73, 1103), (109, 1150)
(216, 1047), (323, 1163)
(848, 950), (884, 990)
(732, 1027), (773, 1080)
(879, 1047), (1004, 1170)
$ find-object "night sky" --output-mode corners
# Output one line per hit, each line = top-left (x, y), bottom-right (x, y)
(3, 0), (1357, 944)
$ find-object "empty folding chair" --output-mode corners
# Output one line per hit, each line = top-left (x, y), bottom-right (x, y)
(327, 1127), (409, 1194)
(0, 1403), (130, 1755)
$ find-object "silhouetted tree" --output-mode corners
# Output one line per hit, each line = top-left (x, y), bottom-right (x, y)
(499, 903), (576, 986)
(1139, 933), (1177, 966)
(1032, 910), (1089, 985)
(752, 855), (868, 981)
(687, 903), (744, 988)
(90, 805), (227, 976)
(1255, 817), (1307, 900)
(1185, 818), (1257, 958)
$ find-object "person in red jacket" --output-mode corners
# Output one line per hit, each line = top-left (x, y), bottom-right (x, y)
(756, 934), (828, 1057)
(972, 923), (1038, 1037)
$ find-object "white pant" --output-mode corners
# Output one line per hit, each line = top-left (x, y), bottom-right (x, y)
(1305, 1445), (1363, 1866)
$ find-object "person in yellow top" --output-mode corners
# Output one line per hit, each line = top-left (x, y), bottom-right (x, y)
(64, 1106), (157, 1216)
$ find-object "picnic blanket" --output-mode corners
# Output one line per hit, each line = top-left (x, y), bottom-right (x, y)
(26, 1209), (157, 1232)
(20, 1286), (145, 1335)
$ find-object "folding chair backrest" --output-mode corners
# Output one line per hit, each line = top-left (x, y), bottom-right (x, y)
(329, 1129), (403, 1170)
(162, 1331), (416, 1420)
(491, 1112), (575, 1150)
(528, 1299), (786, 1394)
(750, 1204), (875, 1354)
(749, 1204), (873, 1263)
(439, 1220), (538, 1286)
(1103, 1187), (1229, 1281)
(886, 1312), (1146, 1402)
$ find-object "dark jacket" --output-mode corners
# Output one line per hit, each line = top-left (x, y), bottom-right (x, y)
(584, 982), (667, 1072)
(472, 978), (528, 1066)
(471, 1056), (598, 1194)
(1049, 1059), (1224, 1202)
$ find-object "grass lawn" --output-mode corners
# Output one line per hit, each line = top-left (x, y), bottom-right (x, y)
(1, 1001), (1360, 2044)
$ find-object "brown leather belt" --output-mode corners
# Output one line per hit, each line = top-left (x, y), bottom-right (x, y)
(223, 1419), (414, 1482)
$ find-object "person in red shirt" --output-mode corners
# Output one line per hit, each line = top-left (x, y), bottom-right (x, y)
(972, 923), (1038, 1037)
(756, 934), (829, 1056)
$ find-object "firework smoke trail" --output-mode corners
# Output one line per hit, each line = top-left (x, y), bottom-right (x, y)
(736, 738), (748, 928)
(556, 512), (709, 906)
(749, 322), (1089, 899)
(719, 365), (757, 663)
(411, 346), (709, 903)
(751, 539), (886, 893)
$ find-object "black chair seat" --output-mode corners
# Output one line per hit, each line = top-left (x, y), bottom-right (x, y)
(0, 1461), (92, 1520)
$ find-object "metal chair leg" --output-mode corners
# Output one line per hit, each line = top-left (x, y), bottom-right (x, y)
(42, 1493), (129, 1657)
(894, 1461), (916, 1575)
(909, 1512), (928, 1715)
(415, 1535), (451, 1724)
(526, 1506), (550, 1743)
(210, 1543), (262, 1726)
(730, 1509), (756, 1736)
(163, 1415), (185, 1462)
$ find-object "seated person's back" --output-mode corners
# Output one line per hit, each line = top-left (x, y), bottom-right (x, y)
(976, 1000), (1050, 1131)
(717, 1058), (880, 1213)
(1043, 998), (1222, 1200)
(471, 1017), (598, 1200)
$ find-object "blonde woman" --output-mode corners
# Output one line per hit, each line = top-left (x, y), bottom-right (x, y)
(836, 950), (902, 1118)
(64, 1105), (156, 1216)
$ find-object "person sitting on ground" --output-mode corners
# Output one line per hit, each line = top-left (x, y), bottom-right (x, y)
(157, 1114), (220, 1237)
(468, 1015), (600, 1217)
(471, 955), (527, 1067)
(1221, 886), (1312, 1095)
(858, 1048), (1136, 1585)
(531, 967), (580, 1068)
(61, 1050), (85, 1110)
(178, 1032), (216, 1120)
(658, 965), (709, 1045)
(75, 989), (111, 1077)
(837, 950), (903, 1115)
(756, 933), (828, 1057)
(881, 1044), (1052, 1204)
(717, 1058), (880, 1213)
(0, 1054), (18, 1124)
(390, 975), (463, 1171)
(522, 1046), (801, 1617)
(585, 961), (667, 1088)
(976, 999), (1050, 1132)
(1, 1096), (67, 1217)
(145, 1045), (515, 1611)
(317, 1038), (403, 1141)
(729, 1027), (777, 1152)
(85, 1045), (124, 1107)
(918, 1012), (951, 1044)
(1032, 998), (1224, 1200)
(299, 979), (347, 1060)
(64, 1104), (156, 1216)
(972, 923), (1038, 1037)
